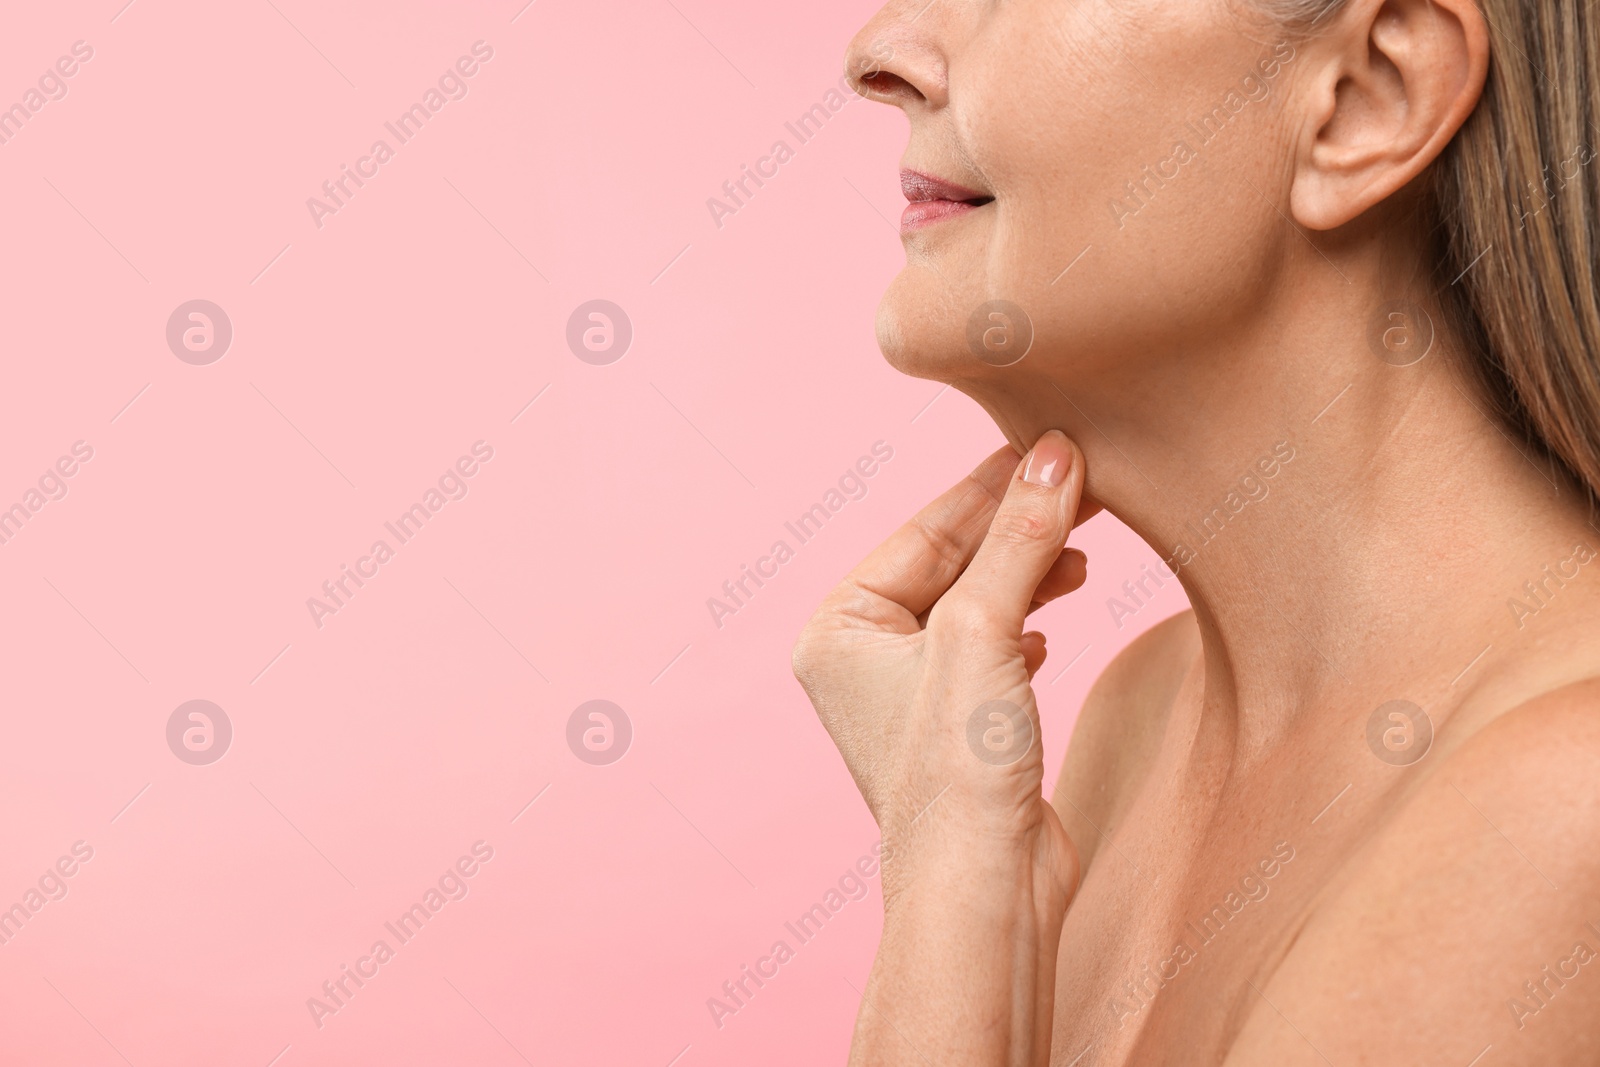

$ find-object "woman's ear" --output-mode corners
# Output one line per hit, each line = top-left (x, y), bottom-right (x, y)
(1289, 0), (1489, 231)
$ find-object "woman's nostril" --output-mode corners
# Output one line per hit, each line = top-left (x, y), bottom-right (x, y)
(860, 69), (923, 102)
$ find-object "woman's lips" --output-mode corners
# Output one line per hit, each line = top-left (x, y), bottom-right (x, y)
(900, 169), (993, 233)
(901, 198), (981, 231)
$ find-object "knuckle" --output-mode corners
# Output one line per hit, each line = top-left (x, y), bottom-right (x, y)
(790, 623), (825, 683)
(791, 610), (849, 688)
(911, 512), (972, 582)
(931, 591), (1005, 642)
(816, 584), (875, 630)
(991, 498), (1058, 545)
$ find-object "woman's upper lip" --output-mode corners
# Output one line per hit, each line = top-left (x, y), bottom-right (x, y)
(900, 169), (992, 204)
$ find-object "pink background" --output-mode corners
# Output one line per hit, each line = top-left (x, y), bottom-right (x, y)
(0, 2), (1181, 1064)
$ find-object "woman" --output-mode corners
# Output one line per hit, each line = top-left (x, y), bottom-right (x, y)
(791, 0), (1600, 1062)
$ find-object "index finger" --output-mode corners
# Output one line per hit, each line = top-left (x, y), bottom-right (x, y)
(833, 444), (1020, 622)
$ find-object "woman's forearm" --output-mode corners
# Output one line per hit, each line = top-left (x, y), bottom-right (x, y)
(850, 844), (1070, 1067)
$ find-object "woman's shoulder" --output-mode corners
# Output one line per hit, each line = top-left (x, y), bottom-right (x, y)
(1428, 672), (1600, 809)
(1396, 671), (1600, 891)
(1417, 648), (1600, 827)
(1224, 675), (1600, 1062)
(1049, 608), (1200, 872)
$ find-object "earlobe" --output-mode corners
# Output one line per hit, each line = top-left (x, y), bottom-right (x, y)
(1288, 0), (1489, 232)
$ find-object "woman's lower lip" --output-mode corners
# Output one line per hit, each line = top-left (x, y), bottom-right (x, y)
(900, 199), (981, 233)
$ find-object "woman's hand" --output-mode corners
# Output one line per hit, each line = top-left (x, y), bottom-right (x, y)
(792, 429), (1090, 897)
(791, 430), (1092, 1067)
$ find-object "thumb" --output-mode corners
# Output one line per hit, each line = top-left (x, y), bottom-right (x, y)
(942, 430), (1085, 635)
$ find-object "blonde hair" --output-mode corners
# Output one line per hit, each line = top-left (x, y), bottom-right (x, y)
(1273, 0), (1600, 504)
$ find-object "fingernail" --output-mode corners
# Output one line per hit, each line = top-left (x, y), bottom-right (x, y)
(1022, 431), (1071, 488)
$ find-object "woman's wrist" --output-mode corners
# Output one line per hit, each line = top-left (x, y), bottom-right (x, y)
(861, 841), (1069, 1067)
(879, 801), (1076, 919)
(881, 831), (1071, 931)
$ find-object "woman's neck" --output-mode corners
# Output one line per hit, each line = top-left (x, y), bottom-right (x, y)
(973, 315), (1600, 758)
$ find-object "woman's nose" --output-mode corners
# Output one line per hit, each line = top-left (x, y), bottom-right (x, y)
(844, 2), (950, 111)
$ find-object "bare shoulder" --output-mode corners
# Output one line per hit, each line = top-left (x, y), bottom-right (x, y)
(1050, 608), (1199, 874)
(1228, 677), (1600, 1065)
(1447, 674), (1600, 776)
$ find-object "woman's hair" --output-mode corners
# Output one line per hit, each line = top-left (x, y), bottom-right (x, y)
(1269, 0), (1600, 509)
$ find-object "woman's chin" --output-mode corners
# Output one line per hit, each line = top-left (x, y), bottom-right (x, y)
(873, 291), (980, 384)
